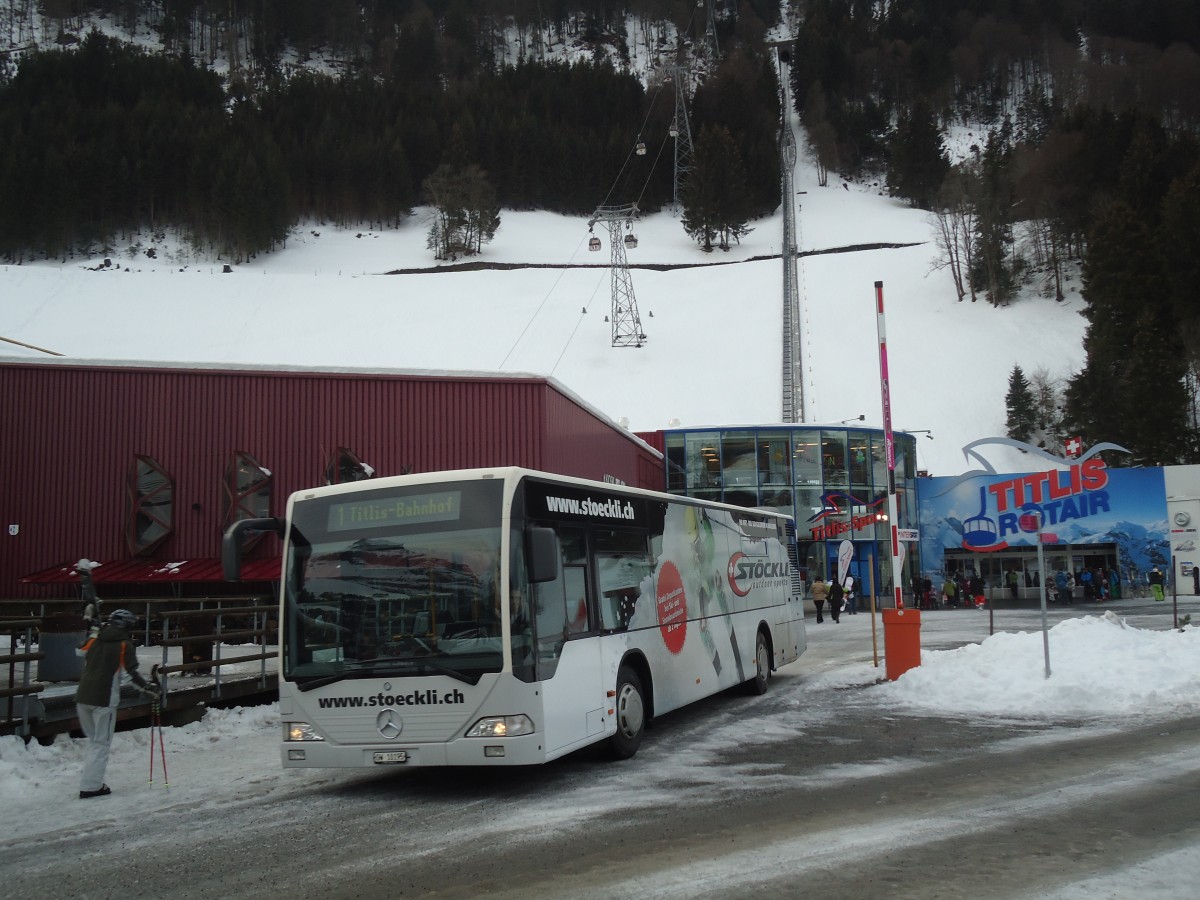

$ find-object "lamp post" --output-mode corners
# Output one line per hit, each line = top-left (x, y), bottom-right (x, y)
(839, 415), (865, 424)
(1020, 508), (1052, 679)
(1035, 512), (1051, 678)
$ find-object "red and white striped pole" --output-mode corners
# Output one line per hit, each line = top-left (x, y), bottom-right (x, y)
(875, 281), (904, 610)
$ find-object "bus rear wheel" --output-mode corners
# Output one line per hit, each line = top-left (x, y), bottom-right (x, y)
(609, 666), (645, 760)
(745, 630), (770, 695)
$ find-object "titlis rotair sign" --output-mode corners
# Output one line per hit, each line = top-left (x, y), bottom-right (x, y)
(933, 437), (1132, 552)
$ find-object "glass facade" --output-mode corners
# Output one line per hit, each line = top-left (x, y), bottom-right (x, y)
(661, 426), (920, 606)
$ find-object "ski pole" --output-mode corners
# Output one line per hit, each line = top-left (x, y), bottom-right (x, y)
(148, 699), (169, 787)
(146, 664), (168, 787)
(152, 699), (169, 787)
(158, 709), (168, 787)
(149, 704), (156, 784)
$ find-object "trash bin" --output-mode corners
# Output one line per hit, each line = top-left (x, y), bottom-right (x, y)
(37, 612), (87, 682)
(882, 607), (921, 681)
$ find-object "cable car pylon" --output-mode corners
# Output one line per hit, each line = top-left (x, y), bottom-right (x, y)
(587, 204), (646, 348)
(701, 0), (721, 70)
(663, 64), (696, 215)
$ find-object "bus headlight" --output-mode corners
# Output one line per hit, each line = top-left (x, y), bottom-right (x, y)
(285, 721), (325, 742)
(465, 715), (534, 738)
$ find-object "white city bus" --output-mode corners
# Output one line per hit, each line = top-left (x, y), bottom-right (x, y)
(223, 467), (806, 767)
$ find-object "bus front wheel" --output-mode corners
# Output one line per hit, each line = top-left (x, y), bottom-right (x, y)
(609, 666), (645, 760)
(745, 630), (770, 695)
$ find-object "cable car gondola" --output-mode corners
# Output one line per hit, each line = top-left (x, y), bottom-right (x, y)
(588, 236), (602, 252)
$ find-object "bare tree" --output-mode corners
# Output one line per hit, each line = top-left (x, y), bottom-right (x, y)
(423, 163), (501, 261)
(930, 164), (979, 302)
(1029, 367), (1063, 437)
(804, 83), (837, 188)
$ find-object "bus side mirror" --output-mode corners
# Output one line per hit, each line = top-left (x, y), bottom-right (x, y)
(527, 527), (559, 584)
(222, 517), (284, 581)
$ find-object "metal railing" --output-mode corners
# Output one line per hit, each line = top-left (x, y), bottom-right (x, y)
(1, 618), (44, 738)
(0, 597), (275, 732)
(155, 603), (275, 699)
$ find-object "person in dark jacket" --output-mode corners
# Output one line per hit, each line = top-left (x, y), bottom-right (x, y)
(827, 579), (843, 623)
(1149, 566), (1166, 602)
(74, 609), (158, 799)
(969, 573), (986, 609)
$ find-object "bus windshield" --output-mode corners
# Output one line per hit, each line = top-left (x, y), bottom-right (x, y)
(282, 480), (506, 687)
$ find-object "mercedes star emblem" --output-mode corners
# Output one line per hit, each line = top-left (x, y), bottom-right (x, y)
(376, 708), (403, 740)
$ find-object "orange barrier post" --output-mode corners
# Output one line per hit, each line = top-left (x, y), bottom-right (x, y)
(882, 608), (921, 681)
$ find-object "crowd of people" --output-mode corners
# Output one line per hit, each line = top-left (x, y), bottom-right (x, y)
(809, 563), (1168, 619)
(919, 565), (1164, 609)
(904, 574), (986, 610)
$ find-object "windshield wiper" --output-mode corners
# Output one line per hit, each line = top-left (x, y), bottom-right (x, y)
(295, 659), (480, 691)
(296, 670), (355, 692)
(363, 657), (481, 685)
(294, 660), (388, 692)
(408, 658), (479, 685)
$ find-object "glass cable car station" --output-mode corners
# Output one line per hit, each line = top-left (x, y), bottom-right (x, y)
(656, 424), (921, 598)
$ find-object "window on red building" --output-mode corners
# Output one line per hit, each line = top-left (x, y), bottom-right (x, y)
(324, 447), (374, 485)
(125, 455), (174, 555)
(224, 451), (272, 549)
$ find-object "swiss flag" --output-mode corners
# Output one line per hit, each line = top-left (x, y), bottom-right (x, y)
(1064, 436), (1083, 458)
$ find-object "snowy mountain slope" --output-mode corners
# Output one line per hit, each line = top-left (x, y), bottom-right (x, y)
(0, 139), (1088, 479)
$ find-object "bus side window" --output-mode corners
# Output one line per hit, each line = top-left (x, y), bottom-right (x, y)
(531, 528), (588, 679)
(596, 530), (654, 631)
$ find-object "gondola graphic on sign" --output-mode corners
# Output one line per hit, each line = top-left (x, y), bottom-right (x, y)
(962, 484), (1008, 551)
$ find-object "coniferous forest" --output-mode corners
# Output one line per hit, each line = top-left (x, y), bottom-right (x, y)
(3, 1), (1200, 463)
(789, 0), (1200, 465)
(0, 1), (784, 263)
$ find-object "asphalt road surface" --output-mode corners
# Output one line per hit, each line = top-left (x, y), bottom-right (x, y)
(4, 599), (1198, 899)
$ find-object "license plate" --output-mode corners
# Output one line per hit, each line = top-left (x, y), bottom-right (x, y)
(373, 750), (408, 764)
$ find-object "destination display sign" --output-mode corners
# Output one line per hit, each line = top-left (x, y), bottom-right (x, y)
(326, 490), (463, 532)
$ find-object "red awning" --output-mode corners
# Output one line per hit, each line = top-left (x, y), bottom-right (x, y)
(20, 557), (281, 585)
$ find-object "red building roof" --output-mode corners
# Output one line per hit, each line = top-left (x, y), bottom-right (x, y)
(20, 557), (281, 585)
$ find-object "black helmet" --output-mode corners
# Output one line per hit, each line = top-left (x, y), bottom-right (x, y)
(107, 609), (137, 630)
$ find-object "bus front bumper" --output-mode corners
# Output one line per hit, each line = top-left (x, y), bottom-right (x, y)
(281, 732), (548, 768)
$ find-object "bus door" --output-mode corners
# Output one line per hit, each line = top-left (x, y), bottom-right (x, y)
(532, 528), (607, 756)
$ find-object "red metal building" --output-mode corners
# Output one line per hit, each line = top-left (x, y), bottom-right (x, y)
(1, 359), (663, 599)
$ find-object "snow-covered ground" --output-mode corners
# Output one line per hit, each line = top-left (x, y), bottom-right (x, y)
(3, 608), (1196, 838)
